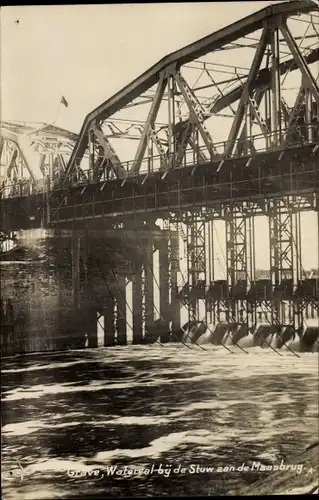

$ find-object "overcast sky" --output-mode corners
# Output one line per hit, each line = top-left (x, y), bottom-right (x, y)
(1, 1), (282, 131)
(1, 2), (318, 270)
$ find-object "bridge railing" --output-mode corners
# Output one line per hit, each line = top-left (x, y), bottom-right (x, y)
(0, 125), (317, 199)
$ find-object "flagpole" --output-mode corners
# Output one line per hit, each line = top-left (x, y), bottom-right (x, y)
(52, 101), (62, 126)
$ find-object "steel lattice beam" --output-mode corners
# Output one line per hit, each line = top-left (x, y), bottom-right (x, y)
(224, 205), (256, 326)
(268, 198), (303, 329)
(184, 213), (207, 321)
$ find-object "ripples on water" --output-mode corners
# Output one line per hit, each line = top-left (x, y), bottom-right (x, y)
(1, 345), (318, 498)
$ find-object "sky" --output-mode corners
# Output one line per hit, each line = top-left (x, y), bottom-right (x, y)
(1, 1), (281, 132)
(1, 1), (318, 270)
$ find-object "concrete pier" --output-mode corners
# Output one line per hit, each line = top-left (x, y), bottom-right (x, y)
(0, 227), (178, 355)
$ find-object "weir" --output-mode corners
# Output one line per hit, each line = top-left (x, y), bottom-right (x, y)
(0, 1), (319, 355)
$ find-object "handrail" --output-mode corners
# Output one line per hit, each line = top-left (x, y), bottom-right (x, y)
(1, 128), (318, 199)
(1, 137), (317, 200)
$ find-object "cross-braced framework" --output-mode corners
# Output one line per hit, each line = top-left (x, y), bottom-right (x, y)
(225, 204), (256, 325)
(268, 199), (302, 329)
(185, 213), (206, 320)
(162, 220), (181, 332)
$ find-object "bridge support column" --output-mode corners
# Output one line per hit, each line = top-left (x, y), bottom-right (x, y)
(86, 308), (98, 348)
(115, 276), (127, 345)
(205, 220), (215, 325)
(158, 235), (170, 342)
(103, 295), (115, 346)
(69, 232), (98, 348)
(185, 213), (206, 322)
(144, 235), (154, 331)
(71, 232), (81, 310)
(268, 198), (302, 331)
(224, 204), (255, 328)
(170, 230), (181, 333)
(132, 267), (143, 344)
(83, 232), (98, 348)
(306, 194), (319, 322)
(317, 193), (319, 278)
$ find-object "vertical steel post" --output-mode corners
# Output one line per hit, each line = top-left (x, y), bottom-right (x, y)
(163, 219), (181, 334)
(104, 295), (115, 346)
(132, 265), (143, 344)
(268, 198), (302, 329)
(269, 199), (286, 325)
(186, 212), (206, 321)
(116, 276), (127, 345)
(169, 227), (181, 333)
(225, 204), (255, 326)
(167, 75), (175, 169)
(270, 24), (281, 146)
(144, 234), (154, 331)
(158, 234), (170, 342)
(71, 232), (81, 310)
(305, 87), (314, 143)
(206, 220), (215, 324)
(88, 129), (95, 174)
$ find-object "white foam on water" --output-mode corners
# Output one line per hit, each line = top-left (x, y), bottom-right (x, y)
(106, 415), (170, 425)
(4, 348), (317, 402)
(2, 420), (44, 436)
(2, 419), (83, 437)
(258, 409), (275, 424)
(1, 359), (93, 374)
(255, 447), (278, 462)
(242, 424), (311, 443)
(2, 344), (318, 500)
(94, 428), (235, 462)
(24, 458), (90, 475)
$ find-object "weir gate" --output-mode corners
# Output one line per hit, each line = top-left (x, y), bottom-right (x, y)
(0, 0), (319, 355)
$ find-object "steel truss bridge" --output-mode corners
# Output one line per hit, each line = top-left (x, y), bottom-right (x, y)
(1, 0), (319, 343)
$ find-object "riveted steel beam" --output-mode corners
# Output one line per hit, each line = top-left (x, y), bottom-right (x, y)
(129, 74), (167, 176)
(223, 26), (269, 160)
(280, 22), (319, 107)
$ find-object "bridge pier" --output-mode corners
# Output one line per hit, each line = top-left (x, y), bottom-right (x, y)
(103, 295), (115, 346)
(169, 230), (181, 334)
(115, 276), (127, 345)
(132, 267), (143, 344)
(158, 236), (170, 342)
(144, 235), (155, 331)
(71, 232), (81, 310)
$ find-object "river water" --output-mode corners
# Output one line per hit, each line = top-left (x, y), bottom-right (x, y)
(1, 345), (318, 499)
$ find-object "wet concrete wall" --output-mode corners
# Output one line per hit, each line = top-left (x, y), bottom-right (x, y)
(0, 228), (146, 355)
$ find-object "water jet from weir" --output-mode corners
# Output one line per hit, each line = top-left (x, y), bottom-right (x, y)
(169, 321), (319, 353)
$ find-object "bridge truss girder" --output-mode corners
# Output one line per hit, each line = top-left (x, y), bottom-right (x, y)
(55, 0), (319, 190)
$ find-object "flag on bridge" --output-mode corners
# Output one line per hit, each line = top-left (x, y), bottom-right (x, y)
(61, 96), (68, 108)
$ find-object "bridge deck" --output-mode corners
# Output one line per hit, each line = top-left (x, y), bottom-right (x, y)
(1, 142), (317, 231)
